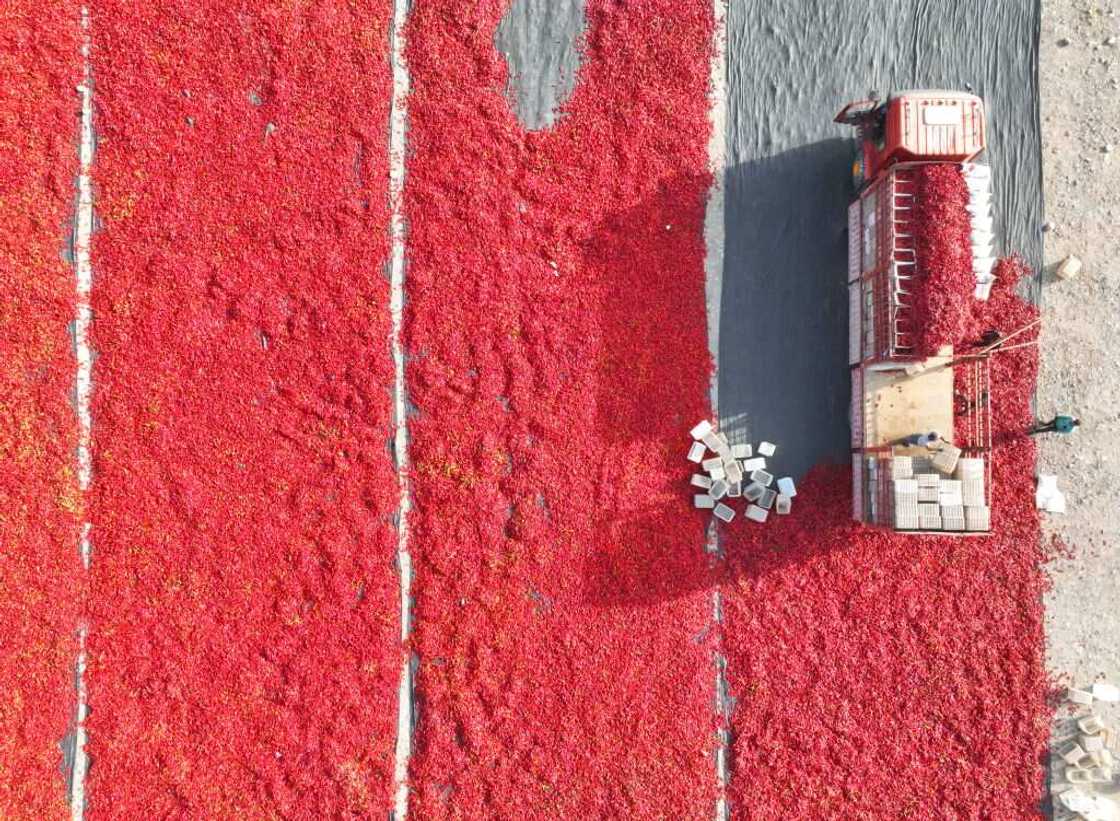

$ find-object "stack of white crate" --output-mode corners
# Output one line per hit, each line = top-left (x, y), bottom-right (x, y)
(939, 479), (965, 531)
(956, 458), (990, 531)
(893, 478), (919, 529)
(889, 455), (989, 532)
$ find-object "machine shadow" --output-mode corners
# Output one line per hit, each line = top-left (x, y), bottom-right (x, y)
(577, 154), (858, 608)
(718, 140), (853, 484)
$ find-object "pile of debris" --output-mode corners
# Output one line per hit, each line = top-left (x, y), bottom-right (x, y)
(1055, 682), (1120, 820)
(687, 420), (795, 525)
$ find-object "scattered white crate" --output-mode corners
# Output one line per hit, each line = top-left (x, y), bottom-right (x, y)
(725, 460), (743, 484)
(1092, 682), (1120, 703)
(702, 431), (724, 453)
(686, 432), (792, 525)
(1083, 734), (1105, 753)
(1079, 715), (1105, 735)
(1069, 688), (1095, 706)
(713, 503), (735, 523)
(745, 504), (768, 523)
(690, 420), (713, 440)
(1063, 742), (1089, 766)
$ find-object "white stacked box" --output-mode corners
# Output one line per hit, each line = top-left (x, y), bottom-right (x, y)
(962, 477), (986, 506)
(941, 504), (966, 531)
(894, 478), (918, 498)
(895, 508), (919, 530)
(965, 505), (991, 531)
(954, 458), (988, 530)
(955, 458), (985, 479)
(962, 162), (996, 300)
(890, 456), (913, 479)
(892, 475), (920, 530)
(938, 480), (963, 507)
(911, 456), (934, 474)
(918, 502), (942, 530)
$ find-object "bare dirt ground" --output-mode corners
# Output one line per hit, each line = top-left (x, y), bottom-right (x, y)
(1039, 0), (1119, 687)
(1039, 0), (1120, 798)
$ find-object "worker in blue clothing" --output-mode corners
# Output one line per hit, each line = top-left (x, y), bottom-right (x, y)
(1028, 414), (1080, 435)
(900, 431), (942, 448)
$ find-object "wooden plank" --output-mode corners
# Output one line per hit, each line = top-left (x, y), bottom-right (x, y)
(863, 356), (954, 448)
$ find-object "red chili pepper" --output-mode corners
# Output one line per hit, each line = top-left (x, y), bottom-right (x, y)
(0, 4), (84, 816)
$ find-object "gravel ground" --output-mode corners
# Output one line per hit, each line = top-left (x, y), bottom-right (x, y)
(1039, 0), (1120, 697)
(1038, 0), (1120, 806)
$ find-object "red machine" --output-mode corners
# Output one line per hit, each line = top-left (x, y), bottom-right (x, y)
(835, 89), (986, 190)
(837, 90), (993, 534)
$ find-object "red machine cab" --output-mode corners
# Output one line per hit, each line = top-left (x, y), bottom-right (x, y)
(835, 90), (986, 189)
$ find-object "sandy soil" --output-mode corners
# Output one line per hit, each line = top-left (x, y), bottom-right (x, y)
(1039, 2), (1120, 808)
(1039, 0), (1120, 691)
